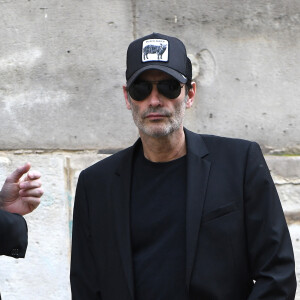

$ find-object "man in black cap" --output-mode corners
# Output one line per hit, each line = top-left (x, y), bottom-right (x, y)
(70, 33), (296, 300)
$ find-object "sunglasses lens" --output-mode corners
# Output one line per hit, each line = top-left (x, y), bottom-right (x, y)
(128, 81), (152, 101)
(158, 79), (182, 99)
(128, 79), (182, 101)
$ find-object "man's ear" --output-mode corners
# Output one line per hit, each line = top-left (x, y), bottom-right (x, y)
(123, 85), (131, 110)
(186, 82), (196, 108)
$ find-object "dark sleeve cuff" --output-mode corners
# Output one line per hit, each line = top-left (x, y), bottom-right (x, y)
(0, 210), (28, 258)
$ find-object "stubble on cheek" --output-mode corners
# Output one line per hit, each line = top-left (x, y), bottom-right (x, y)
(129, 99), (186, 138)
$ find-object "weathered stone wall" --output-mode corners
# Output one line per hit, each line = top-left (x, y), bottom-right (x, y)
(1, 0), (299, 151)
(0, 0), (299, 298)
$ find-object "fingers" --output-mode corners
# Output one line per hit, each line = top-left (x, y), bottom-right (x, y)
(19, 179), (42, 190)
(18, 169), (43, 203)
(19, 185), (44, 197)
(23, 170), (42, 182)
(7, 162), (31, 183)
(21, 197), (42, 213)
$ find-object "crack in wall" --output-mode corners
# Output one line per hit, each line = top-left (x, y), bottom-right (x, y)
(131, 0), (137, 39)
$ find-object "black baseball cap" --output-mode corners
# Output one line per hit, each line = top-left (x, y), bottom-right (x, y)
(126, 32), (192, 87)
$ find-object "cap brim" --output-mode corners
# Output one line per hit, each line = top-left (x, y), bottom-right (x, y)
(126, 65), (187, 87)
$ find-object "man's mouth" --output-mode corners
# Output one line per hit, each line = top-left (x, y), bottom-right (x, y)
(143, 109), (171, 119)
(145, 113), (168, 119)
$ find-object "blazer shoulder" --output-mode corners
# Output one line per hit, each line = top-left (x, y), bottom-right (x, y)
(185, 129), (261, 159)
(200, 134), (255, 149)
(185, 128), (255, 148)
(199, 134), (266, 166)
(82, 145), (134, 177)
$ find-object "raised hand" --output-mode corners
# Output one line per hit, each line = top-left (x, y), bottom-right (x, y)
(0, 163), (43, 215)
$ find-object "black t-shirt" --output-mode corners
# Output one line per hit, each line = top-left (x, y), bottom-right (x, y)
(131, 146), (187, 300)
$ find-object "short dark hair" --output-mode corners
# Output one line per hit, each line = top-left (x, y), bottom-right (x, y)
(185, 80), (192, 95)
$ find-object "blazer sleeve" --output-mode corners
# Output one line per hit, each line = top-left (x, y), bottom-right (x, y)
(70, 171), (102, 300)
(0, 209), (28, 258)
(244, 142), (296, 299)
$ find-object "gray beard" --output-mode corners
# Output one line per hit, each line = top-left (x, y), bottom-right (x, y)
(130, 100), (186, 138)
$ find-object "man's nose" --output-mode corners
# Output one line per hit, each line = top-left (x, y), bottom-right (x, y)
(148, 84), (162, 106)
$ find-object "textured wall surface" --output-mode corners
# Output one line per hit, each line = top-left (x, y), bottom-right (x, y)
(0, 0), (299, 299)
(0, 0), (299, 151)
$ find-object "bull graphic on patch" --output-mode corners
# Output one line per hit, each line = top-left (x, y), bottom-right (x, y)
(143, 44), (167, 60)
(142, 39), (169, 62)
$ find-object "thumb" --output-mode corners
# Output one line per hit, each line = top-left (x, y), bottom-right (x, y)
(8, 162), (31, 183)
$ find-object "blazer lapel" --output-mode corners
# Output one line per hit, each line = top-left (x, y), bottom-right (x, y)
(111, 141), (141, 300)
(184, 129), (211, 290)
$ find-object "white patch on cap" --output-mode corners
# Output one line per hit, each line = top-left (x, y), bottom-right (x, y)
(142, 39), (168, 62)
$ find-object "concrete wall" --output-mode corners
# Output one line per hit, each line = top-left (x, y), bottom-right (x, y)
(0, 0), (299, 299)
(1, 0), (299, 151)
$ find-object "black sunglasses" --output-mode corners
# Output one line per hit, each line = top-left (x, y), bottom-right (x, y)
(128, 79), (184, 101)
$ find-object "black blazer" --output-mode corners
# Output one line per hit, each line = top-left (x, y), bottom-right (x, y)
(0, 210), (27, 258)
(71, 129), (296, 300)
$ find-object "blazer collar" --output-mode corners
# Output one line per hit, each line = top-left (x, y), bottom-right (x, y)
(111, 139), (141, 300)
(184, 128), (211, 290)
(112, 130), (211, 297)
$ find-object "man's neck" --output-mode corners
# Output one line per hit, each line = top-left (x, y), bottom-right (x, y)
(139, 128), (186, 162)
